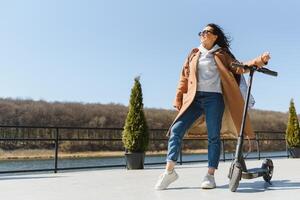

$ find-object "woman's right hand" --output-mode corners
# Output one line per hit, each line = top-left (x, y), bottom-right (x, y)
(261, 52), (271, 65)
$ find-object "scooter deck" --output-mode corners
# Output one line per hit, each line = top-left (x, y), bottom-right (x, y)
(242, 168), (268, 179)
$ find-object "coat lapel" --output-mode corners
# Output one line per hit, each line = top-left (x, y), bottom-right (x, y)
(189, 51), (200, 79)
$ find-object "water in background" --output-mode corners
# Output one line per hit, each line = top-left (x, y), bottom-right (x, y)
(0, 151), (288, 172)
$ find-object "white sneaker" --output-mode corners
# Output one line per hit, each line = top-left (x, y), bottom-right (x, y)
(201, 174), (216, 189)
(155, 170), (178, 190)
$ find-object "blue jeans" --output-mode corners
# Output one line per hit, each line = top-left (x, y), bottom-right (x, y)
(167, 91), (225, 169)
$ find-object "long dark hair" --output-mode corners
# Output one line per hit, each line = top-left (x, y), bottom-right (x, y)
(206, 23), (236, 59)
(207, 23), (241, 84)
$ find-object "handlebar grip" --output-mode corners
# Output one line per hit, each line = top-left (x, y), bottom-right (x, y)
(231, 62), (248, 69)
(231, 62), (278, 77)
(257, 68), (278, 76)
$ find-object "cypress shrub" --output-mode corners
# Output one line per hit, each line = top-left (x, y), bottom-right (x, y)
(286, 99), (300, 147)
(122, 76), (149, 152)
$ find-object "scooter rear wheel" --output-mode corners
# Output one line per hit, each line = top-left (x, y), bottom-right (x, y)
(262, 159), (273, 182)
(229, 164), (242, 192)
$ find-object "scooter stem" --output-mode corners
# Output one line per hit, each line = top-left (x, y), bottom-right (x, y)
(235, 68), (255, 160)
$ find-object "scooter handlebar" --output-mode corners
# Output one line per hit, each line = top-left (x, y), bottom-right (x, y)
(231, 62), (278, 77)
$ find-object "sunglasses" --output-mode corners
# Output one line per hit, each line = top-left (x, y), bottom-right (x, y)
(198, 30), (214, 36)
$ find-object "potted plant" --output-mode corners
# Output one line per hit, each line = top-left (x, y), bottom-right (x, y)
(286, 99), (300, 158)
(122, 76), (149, 169)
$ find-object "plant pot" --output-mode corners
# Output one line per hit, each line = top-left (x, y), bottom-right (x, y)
(125, 152), (145, 169)
(289, 147), (300, 158)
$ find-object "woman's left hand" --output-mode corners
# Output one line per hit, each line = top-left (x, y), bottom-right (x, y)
(261, 52), (271, 65)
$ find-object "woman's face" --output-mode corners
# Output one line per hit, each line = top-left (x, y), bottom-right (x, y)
(200, 26), (218, 47)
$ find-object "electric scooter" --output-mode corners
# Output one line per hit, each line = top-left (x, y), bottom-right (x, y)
(228, 62), (278, 192)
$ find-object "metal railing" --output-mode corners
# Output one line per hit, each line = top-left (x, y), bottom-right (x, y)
(0, 125), (289, 174)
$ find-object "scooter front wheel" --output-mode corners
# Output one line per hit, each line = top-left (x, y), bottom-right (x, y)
(229, 164), (242, 192)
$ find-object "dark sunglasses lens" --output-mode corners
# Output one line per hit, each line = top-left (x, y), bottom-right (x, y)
(204, 30), (210, 34)
(198, 30), (213, 36)
(199, 30), (209, 36)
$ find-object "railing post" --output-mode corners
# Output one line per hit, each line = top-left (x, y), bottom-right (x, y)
(179, 142), (183, 165)
(179, 139), (183, 165)
(286, 139), (290, 158)
(256, 132), (260, 160)
(54, 128), (59, 173)
(222, 138), (226, 162)
(124, 147), (128, 169)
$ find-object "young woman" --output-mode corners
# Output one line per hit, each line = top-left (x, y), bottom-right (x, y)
(155, 23), (270, 190)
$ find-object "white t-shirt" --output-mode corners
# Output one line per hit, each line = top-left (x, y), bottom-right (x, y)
(197, 44), (222, 93)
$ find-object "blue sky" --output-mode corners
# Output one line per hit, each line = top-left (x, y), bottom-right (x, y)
(0, 0), (299, 112)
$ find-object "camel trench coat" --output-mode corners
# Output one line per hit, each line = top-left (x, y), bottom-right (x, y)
(166, 47), (266, 139)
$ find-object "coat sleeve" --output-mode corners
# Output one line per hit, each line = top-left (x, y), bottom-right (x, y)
(172, 51), (192, 108)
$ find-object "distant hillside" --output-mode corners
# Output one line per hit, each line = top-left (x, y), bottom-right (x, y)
(0, 98), (289, 131)
(0, 98), (291, 152)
